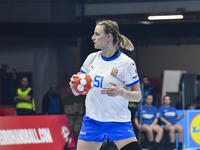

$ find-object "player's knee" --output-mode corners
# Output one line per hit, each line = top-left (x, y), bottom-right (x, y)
(169, 126), (175, 132)
(178, 127), (184, 133)
(145, 126), (152, 132)
(120, 141), (142, 150)
(158, 127), (163, 134)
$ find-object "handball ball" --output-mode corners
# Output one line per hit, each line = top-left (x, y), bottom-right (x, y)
(73, 73), (93, 95)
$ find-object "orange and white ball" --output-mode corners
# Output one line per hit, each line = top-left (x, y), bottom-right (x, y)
(73, 73), (93, 95)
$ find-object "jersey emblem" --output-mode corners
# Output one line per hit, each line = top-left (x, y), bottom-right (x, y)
(110, 68), (119, 77)
(91, 66), (94, 69)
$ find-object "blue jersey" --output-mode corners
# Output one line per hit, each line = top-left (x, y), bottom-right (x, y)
(158, 105), (177, 125)
(135, 105), (158, 125)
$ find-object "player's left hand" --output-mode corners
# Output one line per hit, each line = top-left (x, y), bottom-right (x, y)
(182, 111), (185, 117)
(101, 82), (123, 97)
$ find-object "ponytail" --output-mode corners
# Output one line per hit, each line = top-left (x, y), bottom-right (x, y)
(119, 34), (134, 51)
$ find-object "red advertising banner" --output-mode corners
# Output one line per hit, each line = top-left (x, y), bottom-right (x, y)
(0, 107), (16, 116)
(0, 115), (76, 150)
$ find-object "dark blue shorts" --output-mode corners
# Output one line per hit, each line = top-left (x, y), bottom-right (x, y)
(78, 115), (136, 142)
(16, 108), (35, 116)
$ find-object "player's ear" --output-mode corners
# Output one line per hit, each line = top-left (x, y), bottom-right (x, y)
(107, 33), (112, 42)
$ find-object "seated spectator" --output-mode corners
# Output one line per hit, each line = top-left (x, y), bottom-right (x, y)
(159, 95), (185, 150)
(134, 94), (163, 150)
(13, 77), (35, 115)
(42, 84), (64, 115)
(141, 76), (157, 106)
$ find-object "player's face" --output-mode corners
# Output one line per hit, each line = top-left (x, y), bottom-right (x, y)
(21, 78), (28, 87)
(164, 96), (171, 105)
(50, 84), (57, 93)
(143, 77), (150, 85)
(145, 95), (153, 105)
(91, 25), (108, 49)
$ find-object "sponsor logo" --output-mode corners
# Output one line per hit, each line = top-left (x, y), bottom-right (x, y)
(62, 126), (72, 143)
(132, 76), (138, 79)
(91, 66), (94, 69)
(164, 112), (176, 117)
(0, 128), (53, 145)
(132, 63), (135, 65)
(110, 68), (119, 77)
(128, 130), (133, 132)
(80, 132), (86, 135)
(190, 113), (200, 145)
(142, 114), (154, 119)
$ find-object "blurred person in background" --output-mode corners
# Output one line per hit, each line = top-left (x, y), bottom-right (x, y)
(159, 95), (185, 150)
(13, 77), (35, 115)
(134, 94), (163, 150)
(42, 84), (64, 115)
(141, 76), (157, 106)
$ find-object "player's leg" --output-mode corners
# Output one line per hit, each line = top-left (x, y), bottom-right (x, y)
(164, 124), (175, 149)
(140, 124), (154, 142)
(140, 124), (154, 149)
(77, 140), (102, 150)
(153, 124), (163, 143)
(152, 124), (163, 150)
(114, 137), (142, 150)
(174, 124), (184, 150)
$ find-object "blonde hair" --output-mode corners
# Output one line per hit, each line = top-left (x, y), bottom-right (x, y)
(96, 19), (134, 51)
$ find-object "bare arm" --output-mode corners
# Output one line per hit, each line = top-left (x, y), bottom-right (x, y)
(14, 96), (31, 103)
(134, 118), (141, 129)
(124, 82), (141, 102)
(160, 117), (172, 125)
(175, 111), (185, 121)
(150, 118), (158, 127)
(101, 82), (141, 102)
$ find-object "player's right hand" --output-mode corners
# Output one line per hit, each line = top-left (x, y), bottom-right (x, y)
(166, 122), (172, 126)
(69, 74), (77, 88)
(69, 72), (82, 89)
(137, 125), (142, 129)
(69, 73), (81, 96)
